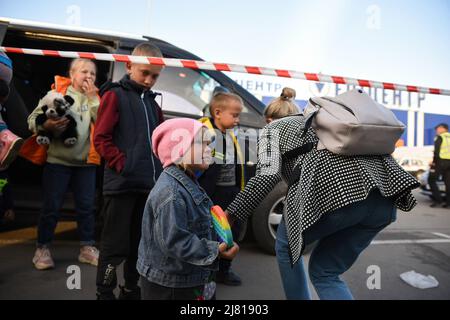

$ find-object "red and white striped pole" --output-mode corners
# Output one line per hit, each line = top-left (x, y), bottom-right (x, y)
(1, 46), (449, 96)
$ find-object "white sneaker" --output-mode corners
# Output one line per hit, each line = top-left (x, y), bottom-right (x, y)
(78, 246), (99, 266)
(32, 247), (55, 270)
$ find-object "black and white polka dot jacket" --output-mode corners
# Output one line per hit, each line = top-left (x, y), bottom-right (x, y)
(227, 115), (420, 265)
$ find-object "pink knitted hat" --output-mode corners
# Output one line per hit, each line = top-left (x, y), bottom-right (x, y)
(152, 118), (206, 168)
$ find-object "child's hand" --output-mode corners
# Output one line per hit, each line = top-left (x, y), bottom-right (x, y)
(43, 118), (70, 134)
(82, 79), (98, 99)
(218, 242), (239, 260)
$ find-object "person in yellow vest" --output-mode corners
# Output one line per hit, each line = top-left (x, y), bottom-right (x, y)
(430, 123), (450, 208)
(198, 89), (247, 286)
(26, 58), (101, 270)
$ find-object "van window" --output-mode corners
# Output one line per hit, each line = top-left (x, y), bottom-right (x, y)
(151, 67), (218, 116)
(2, 30), (112, 120)
(152, 66), (253, 118)
(112, 63), (264, 127)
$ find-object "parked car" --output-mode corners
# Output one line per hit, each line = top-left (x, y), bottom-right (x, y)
(0, 17), (285, 254)
(419, 169), (446, 200)
(396, 157), (428, 179)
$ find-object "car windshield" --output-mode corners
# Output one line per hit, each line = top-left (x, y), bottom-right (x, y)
(153, 67), (220, 116)
(153, 66), (251, 117)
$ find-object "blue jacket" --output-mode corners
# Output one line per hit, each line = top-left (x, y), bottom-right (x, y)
(137, 165), (219, 288)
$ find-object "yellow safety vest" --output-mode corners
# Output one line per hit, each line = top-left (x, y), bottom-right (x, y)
(439, 132), (450, 160)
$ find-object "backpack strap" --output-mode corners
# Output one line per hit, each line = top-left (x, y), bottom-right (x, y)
(283, 142), (315, 160)
(301, 98), (321, 138)
(283, 142), (315, 185)
(279, 111), (316, 185)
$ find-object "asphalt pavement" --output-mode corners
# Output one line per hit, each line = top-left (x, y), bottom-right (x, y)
(0, 190), (449, 300)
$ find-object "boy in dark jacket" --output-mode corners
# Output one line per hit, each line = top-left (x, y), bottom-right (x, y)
(94, 43), (164, 300)
(198, 90), (246, 286)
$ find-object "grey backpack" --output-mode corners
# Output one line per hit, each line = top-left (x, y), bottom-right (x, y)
(303, 89), (405, 156)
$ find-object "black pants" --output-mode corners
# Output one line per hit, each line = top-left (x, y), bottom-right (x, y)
(141, 277), (211, 300)
(438, 160), (450, 204)
(429, 169), (443, 203)
(96, 193), (148, 294)
(211, 186), (241, 274)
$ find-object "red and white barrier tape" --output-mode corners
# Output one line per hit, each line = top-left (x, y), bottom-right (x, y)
(1, 46), (449, 96)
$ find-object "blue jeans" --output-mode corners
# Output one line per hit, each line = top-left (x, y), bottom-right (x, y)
(37, 163), (97, 247)
(275, 189), (397, 300)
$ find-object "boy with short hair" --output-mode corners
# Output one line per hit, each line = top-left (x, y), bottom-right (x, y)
(198, 91), (247, 286)
(94, 43), (165, 300)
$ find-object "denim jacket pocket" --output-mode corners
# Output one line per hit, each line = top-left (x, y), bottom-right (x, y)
(188, 218), (213, 240)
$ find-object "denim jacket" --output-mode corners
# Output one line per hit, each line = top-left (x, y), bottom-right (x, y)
(137, 165), (219, 288)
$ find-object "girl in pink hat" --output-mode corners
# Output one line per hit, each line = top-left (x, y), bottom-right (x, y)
(137, 118), (239, 300)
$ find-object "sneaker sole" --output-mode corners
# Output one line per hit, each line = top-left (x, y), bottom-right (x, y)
(78, 256), (98, 267)
(1, 138), (24, 169)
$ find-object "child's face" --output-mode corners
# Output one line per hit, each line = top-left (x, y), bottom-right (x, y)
(70, 61), (96, 92)
(127, 63), (163, 90)
(265, 117), (273, 124)
(214, 100), (243, 130)
(184, 128), (213, 172)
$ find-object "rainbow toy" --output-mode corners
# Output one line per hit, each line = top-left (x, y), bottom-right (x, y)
(210, 206), (234, 248)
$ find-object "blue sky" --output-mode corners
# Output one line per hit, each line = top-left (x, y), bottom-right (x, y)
(1, 0), (449, 89)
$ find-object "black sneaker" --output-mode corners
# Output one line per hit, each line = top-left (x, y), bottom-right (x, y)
(216, 270), (242, 286)
(96, 292), (116, 300)
(442, 203), (449, 208)
(118, 285), (141, 300)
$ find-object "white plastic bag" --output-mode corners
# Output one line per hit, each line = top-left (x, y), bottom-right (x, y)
(400, 270), (439, 289)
